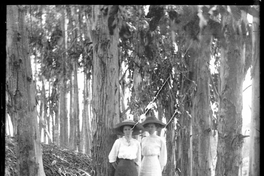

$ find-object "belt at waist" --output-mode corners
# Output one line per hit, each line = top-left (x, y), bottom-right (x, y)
(143, 155), (158, 157)
(118, 158), (134, 161)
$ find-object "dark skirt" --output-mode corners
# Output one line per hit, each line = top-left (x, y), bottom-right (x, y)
(114, 159), (138, 176)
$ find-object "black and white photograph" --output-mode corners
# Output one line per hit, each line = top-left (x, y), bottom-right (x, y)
(3, 4), (260, 176)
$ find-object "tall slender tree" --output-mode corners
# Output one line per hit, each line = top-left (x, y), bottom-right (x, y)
(248, 15), (259, 176)
(190, 32), (212, 176)
(215, 8), (246, 176)
(79, 5), (93, 154)
(66, 5), (76, 150)
(72, 5), (81, 152)
(6, 5), (46, 176)
(58, 5), (68, 148)
(89, 5), (120, 175)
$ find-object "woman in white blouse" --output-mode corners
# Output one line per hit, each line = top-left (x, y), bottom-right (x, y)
(108, 119), (143, 176)
(139, 116), (167, 176)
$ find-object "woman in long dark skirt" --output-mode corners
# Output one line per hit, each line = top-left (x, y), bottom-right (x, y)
(108, 119), (143, 176)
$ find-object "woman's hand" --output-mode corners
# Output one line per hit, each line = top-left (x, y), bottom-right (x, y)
(134, 161), (139, 173)
(112, 162), (118, 169)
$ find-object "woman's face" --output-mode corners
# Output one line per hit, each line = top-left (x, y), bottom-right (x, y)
(123, 126), (132, 137)
(146, 123), (157, 135)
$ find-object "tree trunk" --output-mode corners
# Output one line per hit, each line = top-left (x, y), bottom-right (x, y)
(164, 95), (176, 176)
(47, 80), (52, 144)
(90, 5), (120, 176)
(156, 101), (164, 137)
(64, 7), (69, 148)
(39, 85), (44, 140)
(69, 72), (75, 150)
(86, 73), (93, 156)
(175, 110), (191, 176)
(38, 5), (50, 144)
(248, 16), (259, 176)
(81, 69), (92, 155)
(58, 77), (67, 147)
(52, 85), (59, 145)
(6, 5), (46, 176)
(74, 6), (81, 152)
(81, 9), (92, 155)
(41, 77), (48, 144)
(79, 7), (85, 154)
(72, 6), (81, 152)
(81, 71), (87, 153)
(191, 34), (212, 176)
(175, 75), (192, 176)
(215, 16), (244, 176)
(73, 60), (80, 151)
(59, 6), (67, 148)
(67, 6), (74, 150)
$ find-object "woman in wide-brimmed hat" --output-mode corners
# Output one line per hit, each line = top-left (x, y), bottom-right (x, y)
(139, 116), (167, 176)
(108, 119), (143, 176)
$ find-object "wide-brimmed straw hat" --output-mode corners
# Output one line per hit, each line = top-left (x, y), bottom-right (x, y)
(141, 116), (166, 128)
(114, 119), (144, 135)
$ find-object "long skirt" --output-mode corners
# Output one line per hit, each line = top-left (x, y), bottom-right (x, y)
(139, 155), (161, 176)
(115, 159), (138, 176)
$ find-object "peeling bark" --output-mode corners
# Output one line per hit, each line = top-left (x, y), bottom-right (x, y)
(164, 96), (176, 176)
(6, 5), (46, 176)
(215, 15), (244, 176)
(191, 34), (212, 176)
(59, 7), (67, 148)
(90, 5), (120, 176)
(248, 16), (259, 176)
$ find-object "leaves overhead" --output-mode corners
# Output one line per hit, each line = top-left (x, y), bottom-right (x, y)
(25, 5), (258, 120)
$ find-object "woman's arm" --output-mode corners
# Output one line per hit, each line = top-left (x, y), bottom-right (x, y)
(108, 139), (120, 164)
(159, 137), (167, 171)
(134, 141), (141, 167)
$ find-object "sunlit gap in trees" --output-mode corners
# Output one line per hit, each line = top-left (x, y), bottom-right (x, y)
(242, 69), (252, 134)
(143, 5), (149, 16)
(243, 12), (253, 135)
(121, 57), (133, 120)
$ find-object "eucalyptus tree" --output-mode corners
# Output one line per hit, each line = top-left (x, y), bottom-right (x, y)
(214, 6), (258, 176)
(248, 12), (259, 176)
(57, 5), (68, 148)
(67, 5), (82, 151)
(6, 5), (46, 176)
(39, 5), (64, 146)
(76, 5), (94, 154)
(87, 5), (121, 175)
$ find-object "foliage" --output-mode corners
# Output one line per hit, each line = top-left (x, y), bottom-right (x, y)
(26, 5), (201, 119)
(25, 5), (93, 119)
(22, 4), (259, 124)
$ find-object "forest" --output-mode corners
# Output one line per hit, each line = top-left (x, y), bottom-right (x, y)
(5, 5), (259, 176)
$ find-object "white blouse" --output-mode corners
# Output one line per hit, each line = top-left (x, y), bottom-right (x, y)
(108, 136), (141, 166)
(141, 134), (167, 169)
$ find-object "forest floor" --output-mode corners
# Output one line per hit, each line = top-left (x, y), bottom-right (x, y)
(5, 135), (250, 176)
(5, 135), (93, 176)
